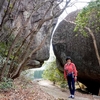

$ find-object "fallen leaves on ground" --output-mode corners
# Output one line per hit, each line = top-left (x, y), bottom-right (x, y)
(0, 77), (55, 100)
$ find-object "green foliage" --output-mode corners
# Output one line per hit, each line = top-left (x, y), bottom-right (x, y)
(9, 3), (13, 9)
(42, 60), (67, 86)
(0, 42), (11, 68)
(0, 34), (15, 70)
(0, 33), (15, 57)
(74, 0), (100, 36)
(0, 77), (13, 91)
(0, 42), (8, 57)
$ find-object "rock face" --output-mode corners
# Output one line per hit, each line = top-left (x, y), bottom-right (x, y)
(0, 0), (59, 67)
(12, 0), (59, 67)
(52, 10), (100, 95)
(0, 0), (5, 11)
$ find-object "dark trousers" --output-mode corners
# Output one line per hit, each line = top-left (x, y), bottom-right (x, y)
(67, 74), (75, 95)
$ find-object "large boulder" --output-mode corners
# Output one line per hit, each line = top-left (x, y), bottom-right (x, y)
(52, 10), (100, 95)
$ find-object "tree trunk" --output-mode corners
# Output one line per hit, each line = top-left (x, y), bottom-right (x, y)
(85, 27), (100, 66)
(11, 33), (48, 79)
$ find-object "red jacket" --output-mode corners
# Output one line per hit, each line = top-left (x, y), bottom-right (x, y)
(64, 62), (77, 79)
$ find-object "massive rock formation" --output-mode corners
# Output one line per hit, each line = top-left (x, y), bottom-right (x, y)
(13, 0), (59, 67)
(52, 10), (100, 95)
(0, 0), (59, 68)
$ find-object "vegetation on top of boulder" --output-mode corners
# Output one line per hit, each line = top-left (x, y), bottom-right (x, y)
(74, 0), (100, 36)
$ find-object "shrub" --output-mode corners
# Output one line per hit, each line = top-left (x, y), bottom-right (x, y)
(0, 77), (13, 91)
(42, 59), (67, 87)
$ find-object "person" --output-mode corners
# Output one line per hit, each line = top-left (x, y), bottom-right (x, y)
(64, 56), (78, 99)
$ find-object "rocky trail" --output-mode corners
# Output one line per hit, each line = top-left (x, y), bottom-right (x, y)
(0, 77), (100, 100)
(36, 80), (100, 100)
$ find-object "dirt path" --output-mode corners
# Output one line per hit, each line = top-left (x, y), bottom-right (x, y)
(36, 80), (100, 100)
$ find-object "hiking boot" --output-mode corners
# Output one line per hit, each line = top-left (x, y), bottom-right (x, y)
(72, 95), (74, 99)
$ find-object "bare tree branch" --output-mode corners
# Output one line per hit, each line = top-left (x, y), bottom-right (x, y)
(1, 0), (72, 79)
(11, 17), (54, 79)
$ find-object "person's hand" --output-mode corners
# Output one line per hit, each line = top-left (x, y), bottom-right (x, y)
(74, 76), (77, 81)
